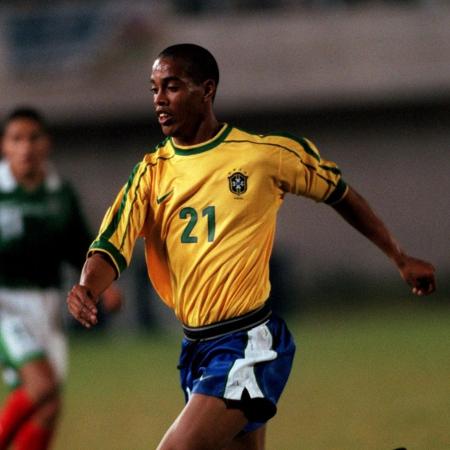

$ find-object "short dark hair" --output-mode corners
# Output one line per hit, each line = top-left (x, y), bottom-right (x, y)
(158, 43), (219, 87)
(2, 107), (48, 135)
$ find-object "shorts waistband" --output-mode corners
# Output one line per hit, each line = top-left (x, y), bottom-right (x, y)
(182, 302), (272, 342)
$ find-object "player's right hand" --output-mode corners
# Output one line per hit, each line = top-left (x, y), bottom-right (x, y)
(67, 284), (99, 328)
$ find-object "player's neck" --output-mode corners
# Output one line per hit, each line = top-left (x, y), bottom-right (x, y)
(172, 116), (221, 147)
(13, 168), (46, 191)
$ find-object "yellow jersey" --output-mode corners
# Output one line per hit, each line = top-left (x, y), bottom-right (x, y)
(89, 124), (348, 326)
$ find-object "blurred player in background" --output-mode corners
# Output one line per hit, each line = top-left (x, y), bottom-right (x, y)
(0, 108), (122, 450)
(67, 44), (436, 450)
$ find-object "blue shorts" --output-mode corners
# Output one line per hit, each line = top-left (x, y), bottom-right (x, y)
(178, 314), (296, 433)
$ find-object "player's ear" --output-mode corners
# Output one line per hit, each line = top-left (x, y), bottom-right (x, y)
(202, 79), (216, 102)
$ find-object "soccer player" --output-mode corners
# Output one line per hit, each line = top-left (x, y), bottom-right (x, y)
(0, 108), (122, 450)
(67, 44), (436, 450)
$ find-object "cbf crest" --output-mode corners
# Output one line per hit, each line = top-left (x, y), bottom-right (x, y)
(228, 170), (248, 197)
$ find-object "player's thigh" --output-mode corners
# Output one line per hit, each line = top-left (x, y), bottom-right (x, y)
(43, 328), (68, 383)
(157, 393), (248, 450)
(29, 390), (62, 427)
(0, 314), (45, 385)
(35, 289), (68, 382)
(1, 312), (66, 379)
(0, 313), (59, 376)
(225, 426), (266, 450)
(20, 358), (58, 391)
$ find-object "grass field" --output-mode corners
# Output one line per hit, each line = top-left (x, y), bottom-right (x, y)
(3, 302), (450, 449)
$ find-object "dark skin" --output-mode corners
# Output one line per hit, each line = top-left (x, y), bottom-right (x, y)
(151, 56), (220, 146)
(67, 55), (436, 450)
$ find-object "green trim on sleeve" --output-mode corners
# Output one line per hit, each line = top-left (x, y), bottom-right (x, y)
(89, 240), (127, 275)
(319, 164), (341, 175)
(325, 179), (348, 205)
(101, 163), (140, 241)
(264, 132), (321, 162)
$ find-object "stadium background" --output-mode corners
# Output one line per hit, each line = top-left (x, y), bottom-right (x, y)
(0, 1), (449, 449)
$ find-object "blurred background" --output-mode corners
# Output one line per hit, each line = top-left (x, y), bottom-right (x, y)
(2, 0), (448, 329)
(0, 1), (449, 448)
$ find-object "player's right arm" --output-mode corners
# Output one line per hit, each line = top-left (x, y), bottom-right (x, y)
(67, 252), (117, 328)
(67, 160), (151, 327)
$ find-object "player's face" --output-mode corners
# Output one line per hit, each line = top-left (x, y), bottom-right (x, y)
(151, 57), (207, 140)
(1, 118), (50, 182)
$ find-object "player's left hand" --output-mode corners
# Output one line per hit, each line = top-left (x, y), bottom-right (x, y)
(397, 256), (436, 296)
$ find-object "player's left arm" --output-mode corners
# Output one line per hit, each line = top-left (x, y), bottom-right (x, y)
(331, 185), (436, 296)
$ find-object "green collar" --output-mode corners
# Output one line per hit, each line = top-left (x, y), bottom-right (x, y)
(170, 123), (232, 156)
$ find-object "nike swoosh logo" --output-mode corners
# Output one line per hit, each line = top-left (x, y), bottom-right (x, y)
(199, 374), (214, 382)
(156, 189), (174, 204)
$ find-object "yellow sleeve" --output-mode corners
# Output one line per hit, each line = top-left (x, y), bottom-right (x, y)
(278, 135), (348, 204)
(88, 161), (151, 276)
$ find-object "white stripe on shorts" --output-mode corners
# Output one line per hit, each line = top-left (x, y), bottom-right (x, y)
(224, 322), (277, 401)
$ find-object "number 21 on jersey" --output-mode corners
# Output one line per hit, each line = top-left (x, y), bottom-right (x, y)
(179, 206), (215, 243)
